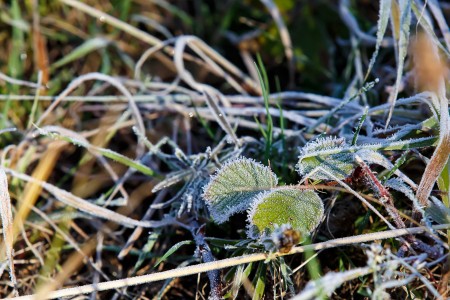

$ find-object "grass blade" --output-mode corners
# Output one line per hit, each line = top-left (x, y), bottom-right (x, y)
(365, 0), (392, 80)
(255, 55), (273, 162)
(51, 37), (111, 69)
(154, 240), (194, 268)
(252, 262), (266, 300)
(385, 0), (411, 127)
(38, 127), (155, 176)
(411, 1), (450, 58)
(5, 168), (166, 228)
(0, 168), (18, 296)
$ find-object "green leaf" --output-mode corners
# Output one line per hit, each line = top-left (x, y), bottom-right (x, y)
(297, 137), (355, 180)
(154, 240), (194, 268)
(133, 231), (160, 272)
(247, 189), (323, 238)
(351, 106), (368, 146)
(202, 157), (278, 224)
(252, 262), (266, 300)
(51, 37), (111, 69)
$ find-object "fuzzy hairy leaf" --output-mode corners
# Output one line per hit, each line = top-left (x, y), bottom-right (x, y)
(297, 136), (436, 181)
(247, 189), (323, 238)
(297, 137), (355, 180)
(202, 157), (277, 224)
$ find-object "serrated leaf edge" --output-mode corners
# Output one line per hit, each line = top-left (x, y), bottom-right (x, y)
(246, 189), (324, 239)
(202, 157), (278, 224)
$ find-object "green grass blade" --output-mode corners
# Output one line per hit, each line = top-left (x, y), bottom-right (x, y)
(252, 262), (266, 300)
(255, 54), (273, 163)
(51, 37), (111, 69)
(351, 106), (368, 146)
(154, 240), (194, 268)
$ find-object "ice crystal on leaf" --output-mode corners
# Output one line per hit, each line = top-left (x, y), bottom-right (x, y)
(247, 189), (324, 239)
(202, 157), (277, 224)
(297, 137), (355, 180)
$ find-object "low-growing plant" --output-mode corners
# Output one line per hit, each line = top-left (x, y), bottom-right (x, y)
(201, 134), (442, 259)
(1, 0), (450, 299)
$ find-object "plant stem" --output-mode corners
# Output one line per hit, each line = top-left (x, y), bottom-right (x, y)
(190, 222), (222, 300)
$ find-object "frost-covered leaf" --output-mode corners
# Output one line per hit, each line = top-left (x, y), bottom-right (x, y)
(425, 197), (450, 224)
(247, 189), (323, 239)
(297, 136), (436, 181)
(152, 169), (194, 193)
(202, 157), (277, 224)
(385, 178), (423, 213)
(291, 267), (372, 300)
(297, 137), (355, 180)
